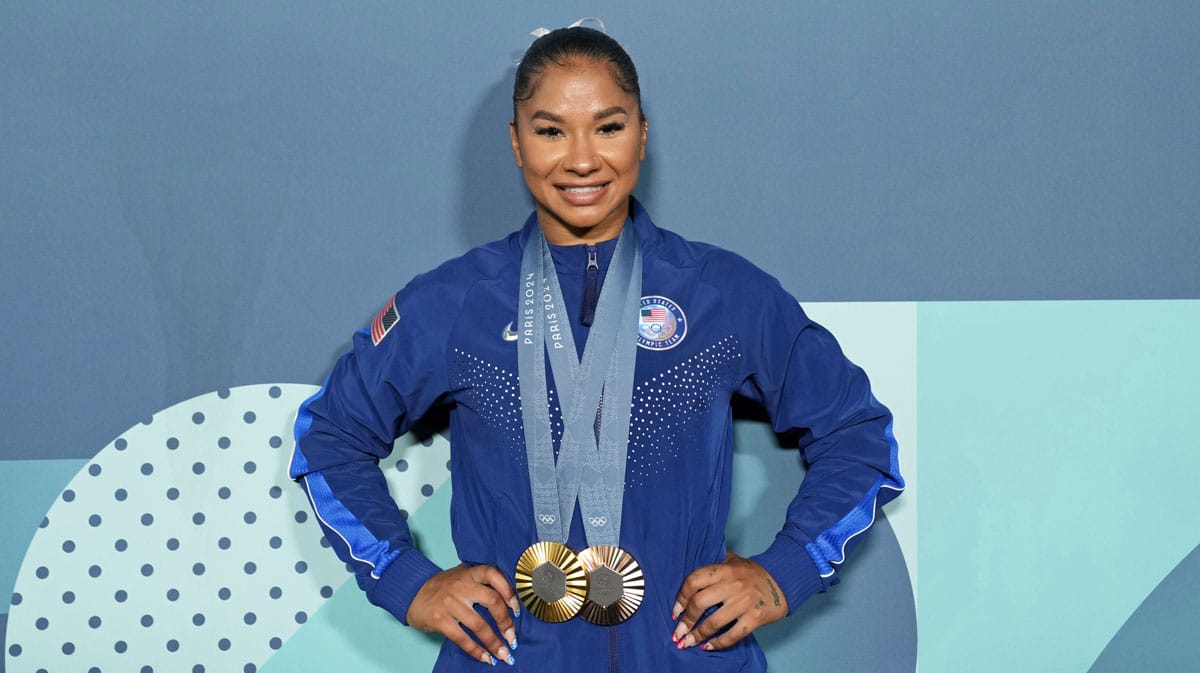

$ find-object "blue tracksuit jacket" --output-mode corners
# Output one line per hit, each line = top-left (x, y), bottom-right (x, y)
(290, 200), (904, 672)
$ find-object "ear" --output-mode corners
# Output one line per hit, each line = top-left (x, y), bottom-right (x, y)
(639, 117), (648, 161)
(509, 120), (523, 168)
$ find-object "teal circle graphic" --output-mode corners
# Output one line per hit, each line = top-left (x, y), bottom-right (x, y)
(3, 385), (360, 672)
(6, 384), (453, 672)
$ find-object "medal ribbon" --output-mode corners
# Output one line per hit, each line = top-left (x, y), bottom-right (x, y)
(517, 223), (641, 548)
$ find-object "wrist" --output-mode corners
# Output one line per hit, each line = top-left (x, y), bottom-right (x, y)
(366, 549), (443, 625)
(750, 537), (826, 616)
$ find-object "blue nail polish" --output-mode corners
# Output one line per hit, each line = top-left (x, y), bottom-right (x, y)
(511, 638), (519, 651)
(490, 655), (497, 666)
(507, 653), (516, 666)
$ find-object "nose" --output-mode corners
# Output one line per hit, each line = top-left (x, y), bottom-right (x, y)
(565, 134), (599, 175)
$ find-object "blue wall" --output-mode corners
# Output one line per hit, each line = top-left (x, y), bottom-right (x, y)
(2, 3), (1197, 672)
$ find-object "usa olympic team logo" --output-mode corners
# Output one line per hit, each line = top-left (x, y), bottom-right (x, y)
(637, 296), (686, 350)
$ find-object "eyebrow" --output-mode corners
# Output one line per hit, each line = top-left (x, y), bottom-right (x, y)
(592, 106), (629, 120)
(530, 110), (565, 123)
(528, 106), (630, 124)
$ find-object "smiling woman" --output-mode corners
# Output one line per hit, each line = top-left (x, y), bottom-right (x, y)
(289, 23), (904, 673)
(508, 37), (647, 244)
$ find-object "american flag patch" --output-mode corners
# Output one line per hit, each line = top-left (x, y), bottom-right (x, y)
(370, 296), (400, 346)
(641, 306), (667, 323)
(637, 295), (687, 350)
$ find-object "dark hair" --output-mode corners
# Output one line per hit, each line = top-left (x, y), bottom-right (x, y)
(513, 26), (643, 122)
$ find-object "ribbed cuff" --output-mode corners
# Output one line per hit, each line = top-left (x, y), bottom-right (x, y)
(366, 548), (443, 626)
(750, 536), (827, 616)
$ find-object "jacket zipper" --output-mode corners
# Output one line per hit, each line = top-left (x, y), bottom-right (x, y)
(580, 244), (600, 327)
(585, 242), (617, 672)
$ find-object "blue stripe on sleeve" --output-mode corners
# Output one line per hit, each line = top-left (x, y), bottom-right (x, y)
(301, 472), (402, 580)
(805, 418), (905, 578)
(289, 330), (371, 478)
(288, 383), (328, 478)
(884, 418), (905, 490)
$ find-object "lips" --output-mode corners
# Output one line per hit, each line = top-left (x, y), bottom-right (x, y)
(556, 182), (610, 206)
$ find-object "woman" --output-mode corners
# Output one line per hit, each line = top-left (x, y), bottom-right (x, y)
(290, 25), (903, 672)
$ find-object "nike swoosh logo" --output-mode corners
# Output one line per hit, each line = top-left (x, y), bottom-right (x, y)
(502, 321), (519, 342)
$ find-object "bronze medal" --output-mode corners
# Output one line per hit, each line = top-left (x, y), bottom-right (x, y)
(514, 541), (588, 622)
(577, 545), (645, 625)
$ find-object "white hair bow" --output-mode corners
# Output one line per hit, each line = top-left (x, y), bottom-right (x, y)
(529, 17), (607, 40)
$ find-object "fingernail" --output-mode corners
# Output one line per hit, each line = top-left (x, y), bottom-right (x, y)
(671, 602), (682, 620)
(498, 647), (514, 666)
(504, 629), (518, 649)
(672, 622), (687, 642)
(481, 652), (496, 666)
(681, 634), (695, 649)
(702, 643), (713, 651)
(509, 598), (522, 616)
(671, 632), (679, 644)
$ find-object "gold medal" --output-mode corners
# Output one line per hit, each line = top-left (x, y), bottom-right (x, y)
(514, 541), (589, 622)
(577, 545), (645, 625)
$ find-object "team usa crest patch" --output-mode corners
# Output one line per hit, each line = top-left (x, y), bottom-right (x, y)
(637, 295), (686, 350)
(370, 296), (400, 346)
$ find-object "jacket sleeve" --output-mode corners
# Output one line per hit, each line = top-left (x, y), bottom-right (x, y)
(289, 286), (454, 625)
(716, 258), (905, 615)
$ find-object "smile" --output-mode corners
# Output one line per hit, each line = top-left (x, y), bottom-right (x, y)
(559, 184), (606, 194)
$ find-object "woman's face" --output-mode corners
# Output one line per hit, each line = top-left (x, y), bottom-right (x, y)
(510, 59), (646, 245)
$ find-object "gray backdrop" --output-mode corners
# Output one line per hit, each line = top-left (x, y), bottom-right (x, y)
(2, 2), (1197, 672)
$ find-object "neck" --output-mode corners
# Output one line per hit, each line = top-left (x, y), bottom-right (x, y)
(538, 214), (626, 246)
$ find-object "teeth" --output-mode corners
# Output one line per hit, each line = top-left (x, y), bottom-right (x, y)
(562, 185), (603, 194)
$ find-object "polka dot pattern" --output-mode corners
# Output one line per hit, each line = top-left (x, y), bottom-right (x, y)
(4, 384), (450, 672)
(449, 338), (742, 486)
(628, 336), (742, 485)
(450, 348), (526, 463)
(451, 348), (566, 468)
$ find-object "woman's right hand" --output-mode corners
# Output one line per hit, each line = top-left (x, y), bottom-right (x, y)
(406, 564), (521, 666)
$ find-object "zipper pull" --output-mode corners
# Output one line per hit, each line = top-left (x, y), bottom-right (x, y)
(580, 245), (599, 327)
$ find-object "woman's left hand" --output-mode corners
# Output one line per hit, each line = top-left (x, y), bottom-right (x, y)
(671, 551), (789, 651)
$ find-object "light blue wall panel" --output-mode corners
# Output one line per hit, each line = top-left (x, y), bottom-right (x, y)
(918, 300), (1200, 672)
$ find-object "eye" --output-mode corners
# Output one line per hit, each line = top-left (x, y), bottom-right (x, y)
(598, 122), (626, 136)
(532, 126), (563, 138)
